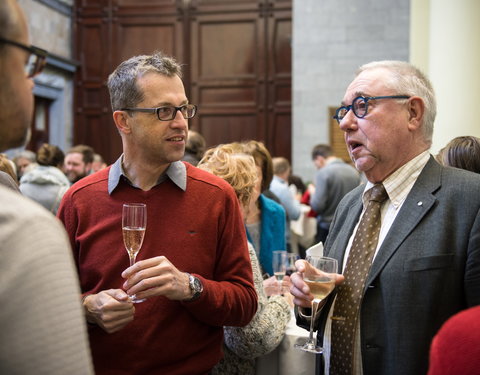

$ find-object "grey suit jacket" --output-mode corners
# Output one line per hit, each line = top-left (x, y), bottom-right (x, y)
(305, 156), (480, 375)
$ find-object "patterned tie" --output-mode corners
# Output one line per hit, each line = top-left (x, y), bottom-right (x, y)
(329, 184), (388, 375)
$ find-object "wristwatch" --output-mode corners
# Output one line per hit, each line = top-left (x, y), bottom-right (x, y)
(185, 273), (203, 301)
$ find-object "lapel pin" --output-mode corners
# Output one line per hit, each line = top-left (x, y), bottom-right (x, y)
(417, 201), (423, 206)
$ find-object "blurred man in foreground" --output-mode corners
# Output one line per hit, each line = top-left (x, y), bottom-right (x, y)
(0, 0), (93, 373)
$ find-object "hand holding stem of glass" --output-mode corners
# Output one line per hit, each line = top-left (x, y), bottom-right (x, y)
(295, 255), (338, 353)
(122, 203), (147, 303)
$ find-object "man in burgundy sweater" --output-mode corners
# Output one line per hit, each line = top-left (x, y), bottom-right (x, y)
(57, 52), (257, 375)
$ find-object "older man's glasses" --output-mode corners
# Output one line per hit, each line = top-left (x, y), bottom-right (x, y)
(0, 37), (48, 78)
(333, 95), (410, 123)
(121, 104), (198, 121)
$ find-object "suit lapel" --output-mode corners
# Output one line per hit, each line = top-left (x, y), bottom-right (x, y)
(366, 157), (442, 285)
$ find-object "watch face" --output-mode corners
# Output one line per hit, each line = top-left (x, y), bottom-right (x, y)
(192, 277), (202, 292)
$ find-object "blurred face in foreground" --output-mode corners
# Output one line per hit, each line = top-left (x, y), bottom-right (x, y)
(0, 0), (35, 152)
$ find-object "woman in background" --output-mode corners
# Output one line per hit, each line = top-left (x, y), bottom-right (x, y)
(240, 140), (287, 278)
(198, 144), (291, 375)
(0, 154), (19, 191)
(436, 135), (480, 174)
(20, 143), (70, 214)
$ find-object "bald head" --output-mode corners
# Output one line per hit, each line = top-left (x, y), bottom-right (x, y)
(0, 0), (24, 41)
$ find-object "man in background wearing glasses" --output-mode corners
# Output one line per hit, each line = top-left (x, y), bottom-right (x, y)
(291, 61), (480, 375)
(0, 0), (93, 374)
(57, 52), (257, 374)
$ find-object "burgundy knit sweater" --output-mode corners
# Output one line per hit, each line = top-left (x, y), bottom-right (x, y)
(58, 163), (257, 375)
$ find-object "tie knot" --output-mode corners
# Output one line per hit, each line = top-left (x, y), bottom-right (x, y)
(367, 184), (388, 203)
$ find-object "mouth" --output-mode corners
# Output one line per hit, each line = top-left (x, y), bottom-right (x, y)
(348, 140), (363, 152)
(166, 135), (185, 142)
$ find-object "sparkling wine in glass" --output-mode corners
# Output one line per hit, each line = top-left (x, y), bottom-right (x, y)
(122, 203), (147, 303)
(272, 250), (287, 293)
(295, 255), (338, 353)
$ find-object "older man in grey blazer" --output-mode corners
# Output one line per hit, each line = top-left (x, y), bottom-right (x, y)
(291, 60), (480, 375)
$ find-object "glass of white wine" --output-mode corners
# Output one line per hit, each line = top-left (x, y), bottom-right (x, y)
(295, 255), (338, 353)
(272, 250), (287, 294)
(122, 203), (147, 303)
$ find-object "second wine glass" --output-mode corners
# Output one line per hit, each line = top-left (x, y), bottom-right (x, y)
(295, 255), (338, 353)
(122, 203), (147, 303)
(272, 250), (287, 294)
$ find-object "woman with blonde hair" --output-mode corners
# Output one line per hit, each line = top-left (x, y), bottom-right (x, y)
(198, 144), (291, 375)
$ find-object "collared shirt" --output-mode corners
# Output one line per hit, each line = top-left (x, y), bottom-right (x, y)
(323, 150), (431, 375)
(107, 155), (187, 195)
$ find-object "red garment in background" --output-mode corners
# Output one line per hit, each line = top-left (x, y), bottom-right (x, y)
(428, 305), (480, 375)
(301, 190), (317, 218)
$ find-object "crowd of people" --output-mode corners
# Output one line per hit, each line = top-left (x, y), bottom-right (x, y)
(1, 143), (107, 214)
(1, 0), (480, 374)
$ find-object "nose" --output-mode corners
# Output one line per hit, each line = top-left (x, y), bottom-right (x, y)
(28, 77), (35, 91)
(338, 109), (358, 133)
(170, 109), (188, 130)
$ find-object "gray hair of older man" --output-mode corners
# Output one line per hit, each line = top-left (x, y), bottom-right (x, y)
(357, 60), (436, 146)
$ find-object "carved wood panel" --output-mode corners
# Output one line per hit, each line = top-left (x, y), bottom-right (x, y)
(74, 0), (291, 164)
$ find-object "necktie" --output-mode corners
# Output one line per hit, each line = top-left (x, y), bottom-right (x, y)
(329, 184), (388, 375)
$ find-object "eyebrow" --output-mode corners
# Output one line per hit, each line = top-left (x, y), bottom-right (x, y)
(152, 101), (189, 107)
(341, 91), (368, 106)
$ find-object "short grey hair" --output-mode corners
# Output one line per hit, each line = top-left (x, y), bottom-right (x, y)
(107, 51), (183, 111)
(357, 60), (436, 146)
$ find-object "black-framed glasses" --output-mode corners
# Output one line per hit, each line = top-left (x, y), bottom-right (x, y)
(0, 37), (48, 78)
(121, 104), (198, 121)
(333, 95), (411, 123)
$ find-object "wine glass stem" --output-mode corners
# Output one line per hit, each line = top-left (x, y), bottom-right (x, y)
(129, 254), (136, 268)
(308, 300), (319, 346)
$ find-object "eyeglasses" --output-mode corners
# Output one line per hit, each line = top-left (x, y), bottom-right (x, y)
(121, 104), (198, 121)
(0, 37), (48, 78)
(333, 95), (410, 123)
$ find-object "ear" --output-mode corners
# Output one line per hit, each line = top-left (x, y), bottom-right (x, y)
(113, 110), (132, 134)
(406, 97), (425, 132)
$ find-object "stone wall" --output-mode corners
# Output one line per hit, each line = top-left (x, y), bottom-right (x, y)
(18, 0), (75, 152)
(292, 0), (410, 182)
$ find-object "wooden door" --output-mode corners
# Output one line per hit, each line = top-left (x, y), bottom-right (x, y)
(74, 0), (291, 164)
(189, 10), (267, 146)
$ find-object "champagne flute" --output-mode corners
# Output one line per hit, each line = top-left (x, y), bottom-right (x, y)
(295, 255), (338, 353)
(122, 203), (147, 303)
(272, 250), (287, 294)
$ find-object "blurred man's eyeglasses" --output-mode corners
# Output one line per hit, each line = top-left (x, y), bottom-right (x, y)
(0, 37), (48, 78)
(333, 95), (410, 124)
(121, 104), (198, 121)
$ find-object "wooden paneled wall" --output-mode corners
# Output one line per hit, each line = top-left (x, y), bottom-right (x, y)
(74, 0), (292, 164)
